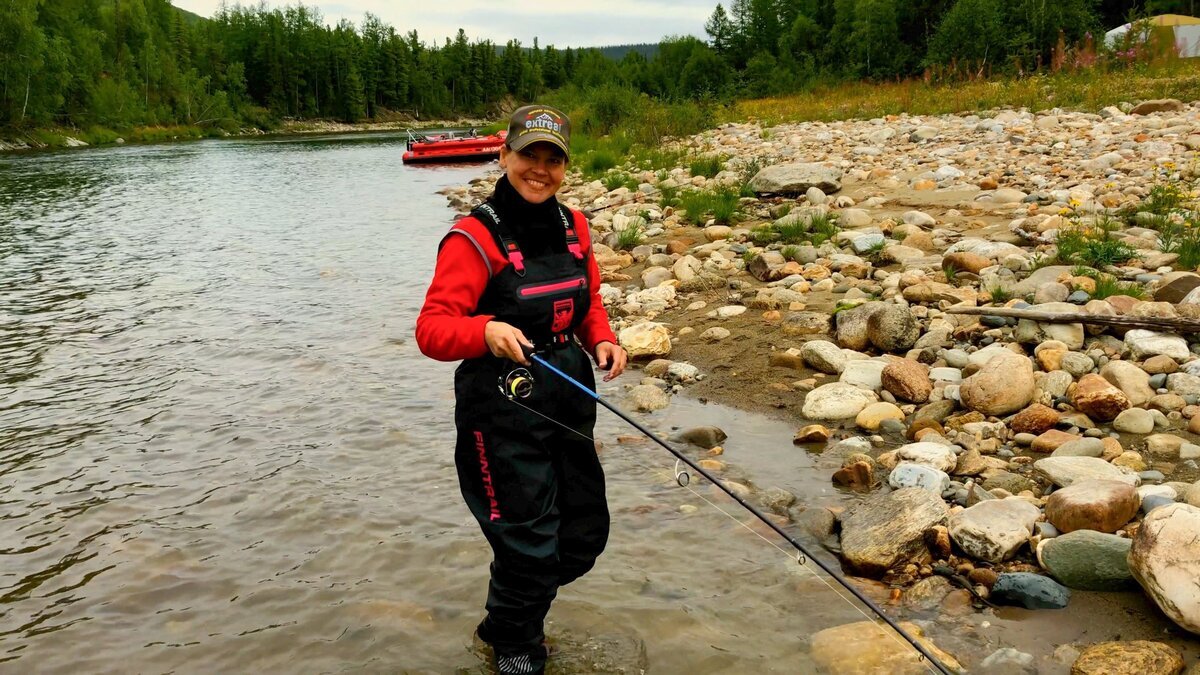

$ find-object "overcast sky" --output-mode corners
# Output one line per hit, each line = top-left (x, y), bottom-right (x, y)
(173, 0), (715, 48)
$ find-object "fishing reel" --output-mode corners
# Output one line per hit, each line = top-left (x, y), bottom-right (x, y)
(499, 368), (535, 400)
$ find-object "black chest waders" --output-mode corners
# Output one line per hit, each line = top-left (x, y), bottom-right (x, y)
(449, 202), (609, 672)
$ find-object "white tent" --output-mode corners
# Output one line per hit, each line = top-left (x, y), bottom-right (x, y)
(1105, 14), (1200, 58)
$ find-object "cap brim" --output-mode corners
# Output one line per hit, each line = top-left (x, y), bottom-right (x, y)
(508, 131), (569, 158)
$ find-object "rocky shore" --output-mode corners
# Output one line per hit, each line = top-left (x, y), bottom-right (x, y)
(443, 99), (1200, 674)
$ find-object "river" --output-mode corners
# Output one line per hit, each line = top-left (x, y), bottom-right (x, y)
(5, 132), (1195, 674)
(0, 132), (887, 673)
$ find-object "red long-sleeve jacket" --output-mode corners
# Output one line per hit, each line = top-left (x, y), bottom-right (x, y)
(415, 209), (617, 362)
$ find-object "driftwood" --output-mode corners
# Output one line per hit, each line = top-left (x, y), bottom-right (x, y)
(945, 305), (1200, 334)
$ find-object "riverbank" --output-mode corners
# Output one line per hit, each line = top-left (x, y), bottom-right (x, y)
(442, 97), (1200, 673)
(0, 116), (494, 153)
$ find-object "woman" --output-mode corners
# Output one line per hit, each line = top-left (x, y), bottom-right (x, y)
(416, 104), (627, 675)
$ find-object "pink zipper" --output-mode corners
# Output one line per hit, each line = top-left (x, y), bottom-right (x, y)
(518, 278), (586, 298)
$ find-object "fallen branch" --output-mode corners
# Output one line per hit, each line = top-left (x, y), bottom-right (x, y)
(944, 305), (1200, 333)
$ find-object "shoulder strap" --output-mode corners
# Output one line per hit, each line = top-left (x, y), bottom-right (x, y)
(559, 204), (584, 261)
(471, 202), (525, 276)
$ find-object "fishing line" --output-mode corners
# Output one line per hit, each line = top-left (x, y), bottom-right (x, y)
(499, 351), (955, 675)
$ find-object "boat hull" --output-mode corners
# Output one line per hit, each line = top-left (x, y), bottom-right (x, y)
(402, 131), (506, 164)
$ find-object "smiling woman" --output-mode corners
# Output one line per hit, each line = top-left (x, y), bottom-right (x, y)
(415, 104), (627, 675)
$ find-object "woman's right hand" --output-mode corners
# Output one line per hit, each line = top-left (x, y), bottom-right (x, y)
(484, 321), (533, 365)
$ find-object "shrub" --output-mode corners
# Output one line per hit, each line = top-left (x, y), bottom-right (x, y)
(1054, 226), (1136, 267)
(615, 220), (645, 250)
(601, 172), (628, 191)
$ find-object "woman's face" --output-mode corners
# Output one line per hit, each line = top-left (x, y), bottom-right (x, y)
(500, 142), (567, 204)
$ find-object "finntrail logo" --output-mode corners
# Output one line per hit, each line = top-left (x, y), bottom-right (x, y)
(525, 111), (563, 134)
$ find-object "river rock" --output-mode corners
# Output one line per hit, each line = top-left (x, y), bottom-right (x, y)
(881, 359), (931, 403)
(1126, 330), (1190, 361)
(888, 463), (951, 493)
(1070, 641), (1185, 675)
(960, 350), (1036, 416)
(673, 426), (728, 449)
(781, 311), (833, 336)
(895, 441), (958, 473)
(866, 305), (920, 352)
(1129, 503), (1200, 635)
(1131, 98), (1185, 114)
(802, 383), (878, 420)
(619, 322), (672, 358)
(794, 424), (831, 444)
(1037, 530), (1135, 591)
(809, 620), (961, 675)
(841, 359), (887, 391)
(1034, 456), (1141, 487)
(990, 572), (1071, 609)
(1011, 404), (1060, 434)
(1071, 374), (1131, 422)
(802, 340), (846, 374)
(1112, 407), (1154, 433)
(627, 384), (670, 412)
(856, 402), (905, 431)
(948, 498), (1041, 563)
(1051, 437), (1105, 458)
(839, 488), (949, 576)
(836, 302), (884, 351)
(1100, 361), (1155, 407)
(749, 162), (843, 195)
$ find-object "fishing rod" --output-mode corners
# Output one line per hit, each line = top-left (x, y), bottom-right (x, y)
(502, 348), (956, 675)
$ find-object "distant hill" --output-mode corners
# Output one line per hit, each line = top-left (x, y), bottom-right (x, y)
(174, 6), (206, 25)
(596, 43), (658, 60)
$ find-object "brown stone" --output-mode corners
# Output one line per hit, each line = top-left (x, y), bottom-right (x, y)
(944, 411), (986, 431)
(833, 461), (874, 490)
(968, 567), (999, 588)
(810, 620), (961, 675)
(1154, 273), (1200, 304)
(794, 424), (831, 444)
(907, 418), (945, 440)
(1032, 429), (1080, 453)
(1045, 479), (1140, 534)
(1189, 414), (1200, 435)
(924, 525), (952, 559)
(1071, 640), (1185, 675)
(881, 359), (932, 403)
(943, 251), (992, 275)
(1106, 295), (1141, 314)
(902, 231), (936, 251)
(1102, 437), (1125, 461)
(665, 239), (694, 255)
(1072, 373), (1131, 422)
(978, 176), (999, 190)
(1143, 355), (1179, 375)
(1037, 348), (1067, 372)
(1011, 404), (1061, 434)
(913, 179), (937, 191)
(1130, 98), (1185, 115)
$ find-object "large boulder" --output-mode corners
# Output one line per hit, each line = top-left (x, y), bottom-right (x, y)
(1037, 530), (1135, 591)
(948, 498), (1041, 563)
(1034, 456), (1140, 488)
(1044, 479), (1140, 533)
(839, 488), (949, 576)
(618, 322), (672, 358)
(836, 302), (885, 351)
(802, 382), (878, 420)
(866, 305), (920, 352)
(1071, 373), (1131, 422)
(1071, 641), (1184, 675)
(749, 162), (843, 195)
(1129, 503), (1200, 635)
(809, 620), (961, 675)
(960, 350), (1036, 416)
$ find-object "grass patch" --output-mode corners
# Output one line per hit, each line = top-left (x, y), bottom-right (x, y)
(689, 154), (726, 178)
(601, 172), (628, 191)
(657, 184), (679, 208)
(1054, 226), (1137, 268)
(987, 284), (1012, 303)
(678, 188), (740, 225)
(1091, 274), (1146, 299)
(615, 219), (645, 250)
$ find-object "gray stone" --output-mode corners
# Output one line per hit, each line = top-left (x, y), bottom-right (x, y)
(1034, 456), (1141, 487)
(839, 488), (950, 576)
(1113, 408), (1155, 434)
(1036, 530), (1135, 591)
(1129, 503), (1200, 634)
(801, 340), (846, 374)
(866, 305), (920, 352)
(991, 572), (1071, 609)
(749, 162), (843, 195)
(802, 382), (878, 421)
(888, 463), (951, 493)
(672, 426), (728, 449)
(1051, 437), (1105, 458)
(949, 498), (1041, 563)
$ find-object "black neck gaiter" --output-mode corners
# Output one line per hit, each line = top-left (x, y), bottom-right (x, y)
(487, 175), (566, 259)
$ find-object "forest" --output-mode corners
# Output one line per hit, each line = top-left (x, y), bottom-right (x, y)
(1, 0), (1196, 133)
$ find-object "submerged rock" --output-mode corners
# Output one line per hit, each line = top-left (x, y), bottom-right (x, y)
(1070, 640), (1185, 675)
(809, 620), (961, 675)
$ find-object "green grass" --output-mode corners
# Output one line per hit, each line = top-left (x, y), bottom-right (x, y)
(807, 212), (840, 246)
(615, 219), (645, 250)
(1143, 182), (1189, 216)
(657, 184), (679, 208)
(601, 172), (628, 191)
(581, 150), (620, 177)
(689, 155), (726, 178)
(776, 218), (810, 244)
(987, 284), (1012, 303)
(781, 245), (803, 262)
(678, 188), (740, 225)
(1091, 273), (1146, 299)
(1054, 227), (1137, 268)
(750, 225), (776, 246)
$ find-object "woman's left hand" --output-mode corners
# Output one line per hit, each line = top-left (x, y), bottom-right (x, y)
(594, 341), (627, 382)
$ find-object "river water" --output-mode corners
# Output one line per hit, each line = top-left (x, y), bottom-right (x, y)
(3, 132), (1194, 674)
(0, 133), (874, 673)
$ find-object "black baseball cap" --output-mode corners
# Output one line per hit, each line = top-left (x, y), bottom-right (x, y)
(506, 105), (571, 158)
